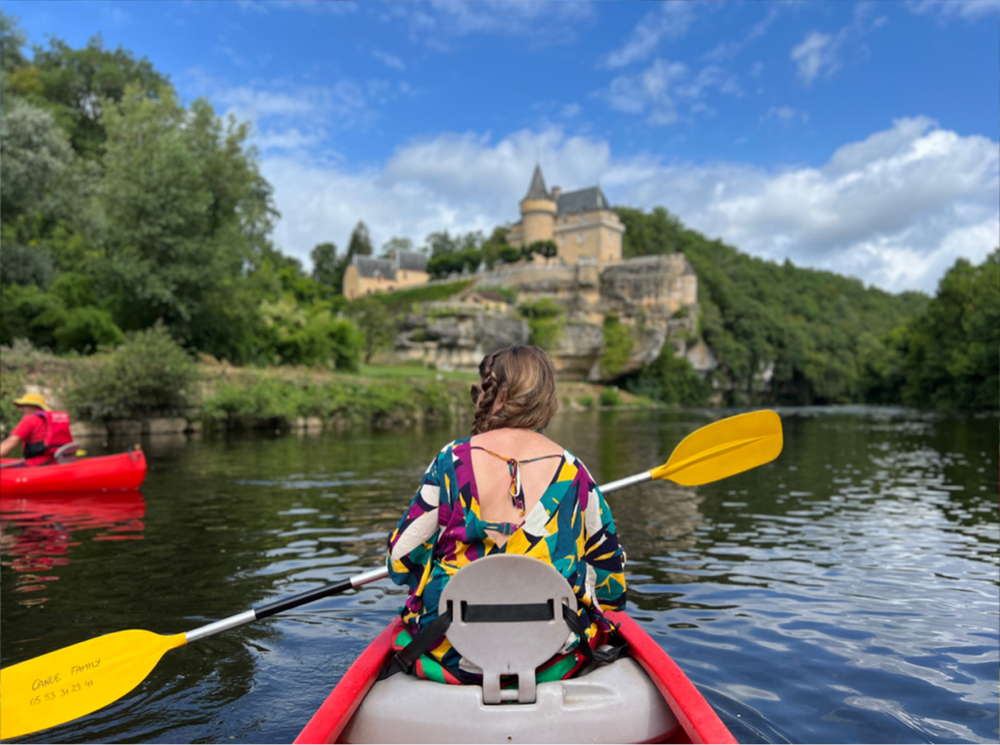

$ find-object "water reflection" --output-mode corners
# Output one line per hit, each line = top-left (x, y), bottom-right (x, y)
(0, 491), (145, 605)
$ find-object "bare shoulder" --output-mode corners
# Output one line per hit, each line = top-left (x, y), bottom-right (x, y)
(470, 428), (564, 459)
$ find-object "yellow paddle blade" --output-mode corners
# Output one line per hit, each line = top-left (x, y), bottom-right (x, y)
(651, 410), (783, 486)
(0, 629), (187, 740)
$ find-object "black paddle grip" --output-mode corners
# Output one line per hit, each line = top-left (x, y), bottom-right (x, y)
(254, 578), (355, 620)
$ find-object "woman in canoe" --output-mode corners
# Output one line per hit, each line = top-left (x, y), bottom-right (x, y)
(386, 345), (626, 684)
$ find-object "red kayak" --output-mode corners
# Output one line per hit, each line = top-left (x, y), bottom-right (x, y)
(296, 610), (735, 744)
(0, 449), (147, 494)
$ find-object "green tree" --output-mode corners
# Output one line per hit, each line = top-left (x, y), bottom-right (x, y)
(29, 32), (170, 159)
(426, 230), (459, 258)
(310, 242), (339, 287)
(346, 221), (373, 260)
(346, 295), (396, 363)
(899, 250), (999, 409)
(381, 236), (413, 259)
(99, 84), (277, 354)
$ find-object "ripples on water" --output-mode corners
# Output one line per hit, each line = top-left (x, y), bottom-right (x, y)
(1, 407), (996, 744)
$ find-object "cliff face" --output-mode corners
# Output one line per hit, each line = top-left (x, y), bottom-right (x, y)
(390, 254), (712, 381)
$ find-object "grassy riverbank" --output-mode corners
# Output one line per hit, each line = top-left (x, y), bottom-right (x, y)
(0, 337), (652, 437)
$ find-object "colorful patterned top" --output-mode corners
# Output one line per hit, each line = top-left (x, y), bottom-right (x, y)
(386, 437), (627, 683)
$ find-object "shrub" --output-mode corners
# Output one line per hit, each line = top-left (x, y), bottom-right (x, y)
(69, 324), (196, 420)
(599, 387), (621, 407)
(576, 395), (594, 410)
(601, 316), (633, 378)
(519, 298), (564, 351)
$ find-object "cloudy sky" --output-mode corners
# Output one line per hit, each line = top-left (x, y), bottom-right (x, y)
(8, 0), (999, 294)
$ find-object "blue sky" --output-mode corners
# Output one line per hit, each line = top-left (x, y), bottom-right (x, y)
(7, 0), (999, 294)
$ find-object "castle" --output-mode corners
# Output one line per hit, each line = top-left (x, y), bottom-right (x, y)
(506, 166), (626, 267)
(343, 167), (628, 297)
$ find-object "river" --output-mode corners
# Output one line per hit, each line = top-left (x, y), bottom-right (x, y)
(1, 407), (997, 744)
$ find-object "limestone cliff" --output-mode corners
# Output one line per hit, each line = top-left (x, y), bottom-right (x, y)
(389, 254), (714, 381)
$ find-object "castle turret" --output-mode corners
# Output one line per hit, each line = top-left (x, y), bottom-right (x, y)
(519, 165), (556, 245)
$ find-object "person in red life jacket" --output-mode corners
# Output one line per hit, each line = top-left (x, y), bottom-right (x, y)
(0, 393), (74, 466)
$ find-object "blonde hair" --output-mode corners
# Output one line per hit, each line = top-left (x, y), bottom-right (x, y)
(471, 346), (559, 435)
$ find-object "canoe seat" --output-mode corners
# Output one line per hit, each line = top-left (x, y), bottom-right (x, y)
(340, 656), (680, 744)
(52, 442), (80, 465)
(437, 554), (578, 705)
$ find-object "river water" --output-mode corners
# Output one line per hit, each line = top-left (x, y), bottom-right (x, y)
(1, 407), (997, 744)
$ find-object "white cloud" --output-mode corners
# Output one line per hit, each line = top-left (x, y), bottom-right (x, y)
(561, 103), (582, 118)
(185, 70), (383, 152)
(761, 105), (809, 125)
(908, 0), (1000, 20)
(264, 120), (998, 294)
(703, 5), (780, 63)
(791, 4), (887, 86)
(255, 128), (327, 151)
(372, 48), (405, 71)
(384, 0), (594, 48)
(597, 58), (740, 125)
(605, 3), (696, 68)
(791, 31), (835, 86)
(238, 0), (358, 15)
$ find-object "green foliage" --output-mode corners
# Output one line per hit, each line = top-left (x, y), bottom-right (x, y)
(346, 295), (396, 363)
(202, 377), (457, 430)
(576, 395), (594, 410)
(897, 250), (999, 409)
(23, 30), (170, 160)
(427, 248), (483, 278)
(623, 344), (709, 406)
(258, 297), (363, 369)
(477, 285), (518, 304)
(499, 246), (522, 263)
(524, 240), (558, 259)
(69, 324), (196, 420)
(616, 206), (929, 405)
(310, 242), (339, 287)
(519, 298), (563, 350)
(374, 280), (473, 311)
(617, 205), (681, 258)
(599, 387), (621, 407)
(600, 315), (633, 378)
(346, 221), (373, 260)
(0, 283), (122, 353)
(0, 242), (58, 288)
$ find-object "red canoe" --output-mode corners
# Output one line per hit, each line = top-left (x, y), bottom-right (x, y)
(0, 449), (147, 494)
(295, 610), (736, 744)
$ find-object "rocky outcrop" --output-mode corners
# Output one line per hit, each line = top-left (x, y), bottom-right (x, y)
(395, 308), (529, 371)
(392, 254), (715, 380)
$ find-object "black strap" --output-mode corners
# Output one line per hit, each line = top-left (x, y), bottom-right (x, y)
(379, 607), (454, 680)
(462, 600), (553, 623)
(380, 601), (624, 679)
(561, 605), (624, 665)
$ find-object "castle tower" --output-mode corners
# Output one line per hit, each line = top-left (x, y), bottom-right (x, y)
(518, 165), (556, 245)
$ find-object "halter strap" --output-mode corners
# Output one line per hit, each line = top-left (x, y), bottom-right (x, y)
(470, 446), (563, 516)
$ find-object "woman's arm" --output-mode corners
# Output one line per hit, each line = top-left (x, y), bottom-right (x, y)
(386, 456), (444, 593)
(583, 485), (627, 613)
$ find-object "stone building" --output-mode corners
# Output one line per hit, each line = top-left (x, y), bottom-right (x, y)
(342, 250), (429, 299)
(506, 166), (626, 267)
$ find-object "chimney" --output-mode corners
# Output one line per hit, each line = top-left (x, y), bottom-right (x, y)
(551, 186), (562, 202)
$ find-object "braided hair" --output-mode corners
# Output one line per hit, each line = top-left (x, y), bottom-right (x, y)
(471, 346), (559, 435)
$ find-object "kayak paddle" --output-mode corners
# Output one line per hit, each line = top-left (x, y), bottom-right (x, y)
(0, 409), (782, 739)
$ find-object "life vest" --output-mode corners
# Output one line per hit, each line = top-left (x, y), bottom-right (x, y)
(23, 410), (74, 460)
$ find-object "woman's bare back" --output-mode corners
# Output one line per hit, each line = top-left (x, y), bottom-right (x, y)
(469, 428), (564, 546)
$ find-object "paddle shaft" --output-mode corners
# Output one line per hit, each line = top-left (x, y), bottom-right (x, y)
(184, 470), (653, 643)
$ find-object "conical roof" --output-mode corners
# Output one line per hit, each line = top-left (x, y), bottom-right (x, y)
(523, 165), (550, 200)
